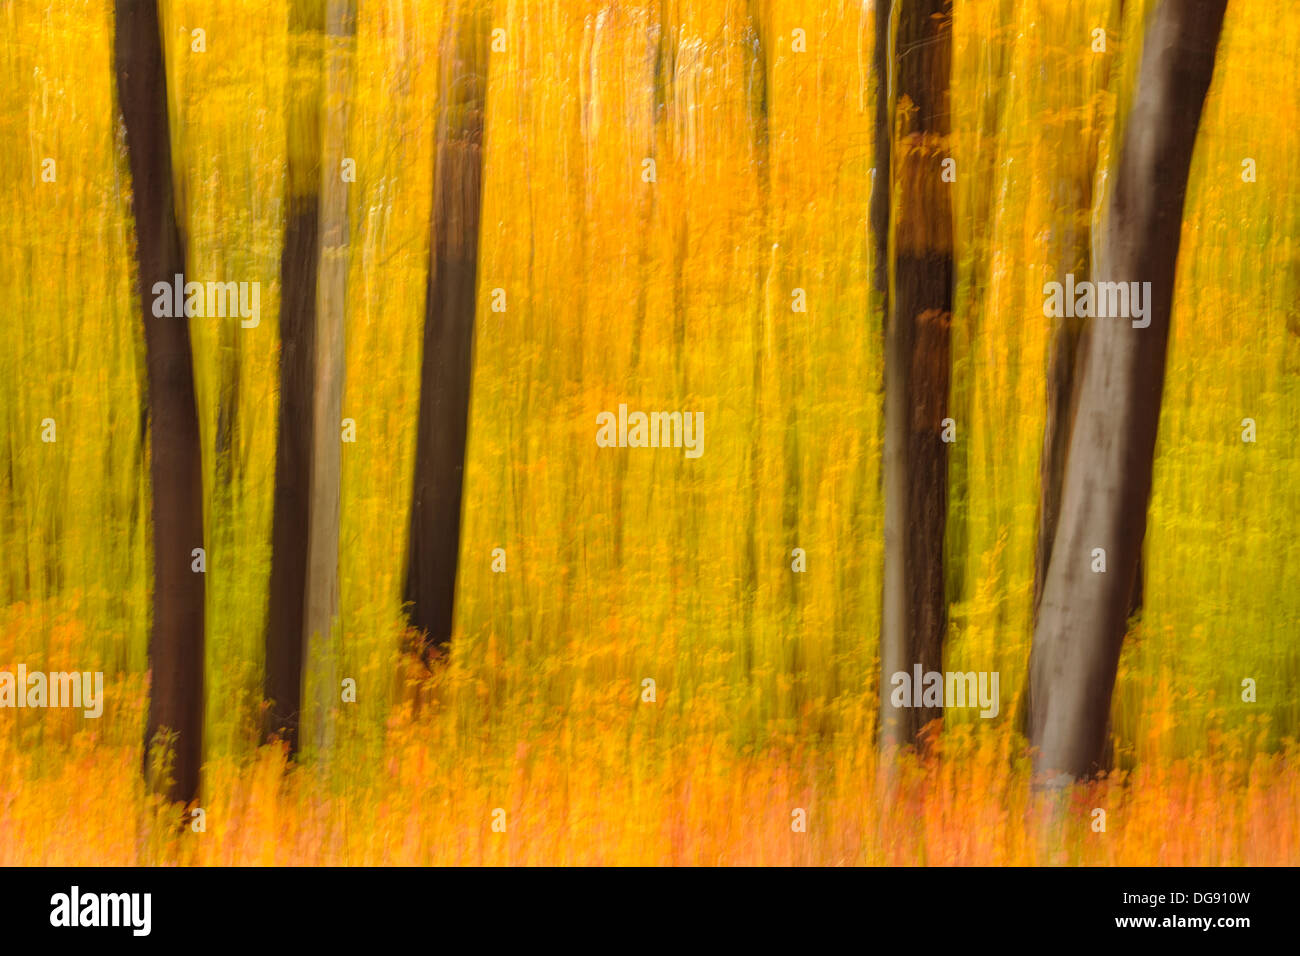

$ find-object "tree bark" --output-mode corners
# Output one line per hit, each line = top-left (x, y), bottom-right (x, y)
(116, 0), (206, 806)
(879, 0), (954, 747)
(404, 0), (489, 659)
(264, 0), (324, 754)
(1033, 0), (1140, 627)
(1028, 0), (1227, 780)
(1034, 311), (1085, 619)
(869, 0), (891, 308)
(1021, 3), (1136, 744)
(302, 0), (355, 754)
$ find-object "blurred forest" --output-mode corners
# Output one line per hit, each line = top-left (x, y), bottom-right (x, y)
(1, 0), (1298, 864)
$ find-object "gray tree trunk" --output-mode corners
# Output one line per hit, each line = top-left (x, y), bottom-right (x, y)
(1033, 0), (1140, 628)
(1028, 0), (1228, 780)
(116, 0), (206, 806)
(302, 0), (356, 755)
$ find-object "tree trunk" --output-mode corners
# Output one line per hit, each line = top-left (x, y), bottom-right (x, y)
(879, 0), (954, 747)
(1033, 0), (1140, 627)
(869, 0), (891, 308)
(116, 0), (206, 806)
(741, 0), (770, 675)
(1034, 313), (1084, 619)
(1036, 366), (1142, 625)
(1028, 0), (1227, 780)
(302, 0), (355, 754)
(404, 0), (489, 659)
(264, 0), (324, 754)
(1021, 2), (1134, 743)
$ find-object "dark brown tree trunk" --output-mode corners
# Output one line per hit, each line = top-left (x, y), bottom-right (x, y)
(264, 0), (324, 754)
(869, 0), (891, 308)
(116, 0), (206, 806)
(1028, 0), (1227, 780)
(404, 1), (489, 658)
(879, 0), (954, 746)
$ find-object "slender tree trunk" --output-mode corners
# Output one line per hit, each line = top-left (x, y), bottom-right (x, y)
(404, 1), (489, 659)
(302, 0), (355, 754)
(116, 0), (206, 805)
(879, 0), (954, 747)
(741, 0), (770, 676)
(264, 0), (324, 753)
(870, 0), (891, 308)
(746, 0), (770, 194)
(1028, 0), (1227, 780)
